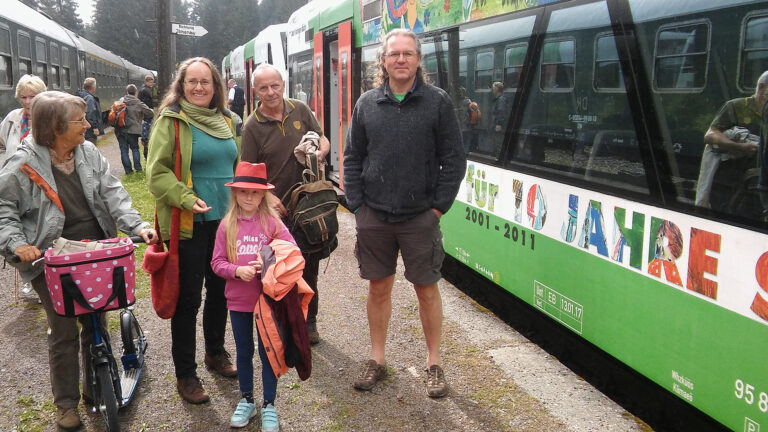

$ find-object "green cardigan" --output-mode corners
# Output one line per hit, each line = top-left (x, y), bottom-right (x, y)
(146, 104), (241, 240)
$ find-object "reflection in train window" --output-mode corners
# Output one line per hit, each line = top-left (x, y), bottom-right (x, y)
(504, 44), (527, 89)
(540, 39), (574, 91)
(50, 43), (60, 89)
(62, 47), (70, 88)
(513, 0), (648, 195)
(35, 38), (47, 84)
(17, 32), (31, 77)
(740, 15), (768, 91)
(0, 26), (11, 87)
(594, 34), (624, 91)
(475, 50), (494, 90)
(361, 45), (377, 93)
(459, 54), (467, 89)
(654, 22), (709, 90)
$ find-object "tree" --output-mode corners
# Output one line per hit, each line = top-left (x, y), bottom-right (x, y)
(191, 0), (260, 67)
(38, 0), (84, 33)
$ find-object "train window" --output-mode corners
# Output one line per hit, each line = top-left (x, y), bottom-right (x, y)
(459, 13), (535, 157)
(540, 39), (575, 91)
(361, 45), (377, 93)
(35, 38), (47, 84)
(17, 32), (31, 77)
(62, 47), (70, 88)
(50, 43), (60, 89)
(594, 34), (624, 91)
(653, 23), (709, 90)
(0, 26), (11, 87)
(740, 14), (768, 91)
(475, 50), (494, 90)
(513, 0), (648, 195)
(504, 44), (527, 89)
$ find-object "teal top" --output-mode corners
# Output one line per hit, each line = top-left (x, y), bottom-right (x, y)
(189, 125), (238, 222)
(393, 92), (406, 102)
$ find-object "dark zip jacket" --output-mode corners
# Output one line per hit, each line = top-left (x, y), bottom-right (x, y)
(343, 77), (466, 219)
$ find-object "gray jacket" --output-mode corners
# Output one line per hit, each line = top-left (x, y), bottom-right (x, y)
(0, 139), (146, 280)
(343, 78), (466, 219)
(122, 94), (153, 135)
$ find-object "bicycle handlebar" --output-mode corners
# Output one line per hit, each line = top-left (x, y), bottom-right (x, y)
(6, 234), (152, 265)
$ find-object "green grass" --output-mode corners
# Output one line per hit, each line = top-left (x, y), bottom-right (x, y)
(119, 171), (154, 300)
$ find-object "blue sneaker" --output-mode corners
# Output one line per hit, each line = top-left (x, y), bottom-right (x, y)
(230, 398), (257, 428)
(261, 403), (279, 431)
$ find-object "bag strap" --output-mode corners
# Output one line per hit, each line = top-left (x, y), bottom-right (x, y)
(169, 119), (181, 253)
(20, 163), (64, 213)
(59, 266), (127, 316)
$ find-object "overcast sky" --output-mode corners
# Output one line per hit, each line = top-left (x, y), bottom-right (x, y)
(75, 0), (94, 25)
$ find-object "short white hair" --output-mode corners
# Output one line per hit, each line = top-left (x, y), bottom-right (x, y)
(251, 63), (285, 87)
(758, 71), (768, 87)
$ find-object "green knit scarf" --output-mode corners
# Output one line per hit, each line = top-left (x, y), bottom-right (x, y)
(179, 99), (233, 139)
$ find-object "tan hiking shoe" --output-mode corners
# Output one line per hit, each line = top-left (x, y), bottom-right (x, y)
(426, 364), (449, 398)
(204, 351), (237, 378)
(56, 406), (82, 431)
(353, 359), (387, 391)
(176, 375), (210, 404)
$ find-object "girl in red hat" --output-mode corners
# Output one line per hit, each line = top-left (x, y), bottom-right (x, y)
(211, 161), (295, 430)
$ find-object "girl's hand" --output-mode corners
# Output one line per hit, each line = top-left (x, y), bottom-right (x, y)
(248, 258), (263, 274)
(235, 265), (257, 282)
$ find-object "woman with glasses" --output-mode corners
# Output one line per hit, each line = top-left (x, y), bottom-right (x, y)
(0, 91), (157, 430)
(147, 57), (242, 404)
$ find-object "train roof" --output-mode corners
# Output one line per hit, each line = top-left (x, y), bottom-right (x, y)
(4, 0), (77, 46)
(286, 0), (322, 55)
(309, 0), (355, 33)
(67, 32), (125, 68)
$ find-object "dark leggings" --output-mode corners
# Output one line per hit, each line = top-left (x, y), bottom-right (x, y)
(230, 310), (277, 402)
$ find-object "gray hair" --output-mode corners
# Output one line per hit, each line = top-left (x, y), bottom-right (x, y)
(30, 91), (86, 147)
(83, 77), (96, 91)
(373, 29), (425, 88)
(758, 71), (768, 87)
(251, 63), (285, 87)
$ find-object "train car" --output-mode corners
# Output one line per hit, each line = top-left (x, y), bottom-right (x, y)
(276, 0), (768, 429)
(223, 23), (292, 117)
(0, 0), (151, 119)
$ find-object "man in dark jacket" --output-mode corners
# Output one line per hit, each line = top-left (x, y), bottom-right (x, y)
(138, 75), (155, 158)
(76, 77), (103, 143)
(343, 29), (465, 399)
(117, 84), (153, 174)
(228, 79), (245, 119)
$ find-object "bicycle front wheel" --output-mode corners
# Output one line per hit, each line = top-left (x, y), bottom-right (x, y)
(95, 363), (120, 432)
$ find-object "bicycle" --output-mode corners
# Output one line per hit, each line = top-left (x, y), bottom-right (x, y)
(9, 235), (149, 432)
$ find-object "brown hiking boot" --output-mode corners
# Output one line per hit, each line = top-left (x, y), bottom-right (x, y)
(204, 352), (237, 378)
(426, 364), (449, 398)
(176, 375), (210, 404)
(353, 359), (387, 391)
(56, 406), (82, 431)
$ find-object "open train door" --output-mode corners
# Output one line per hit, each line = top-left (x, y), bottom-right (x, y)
(312, 32), (324, 139)
(336, 21), (352, 189)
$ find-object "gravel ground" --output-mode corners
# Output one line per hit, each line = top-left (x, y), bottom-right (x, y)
(0, 131), (647, 431)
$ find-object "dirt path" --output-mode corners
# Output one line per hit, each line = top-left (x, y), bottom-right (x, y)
(0, 132), (644, 431)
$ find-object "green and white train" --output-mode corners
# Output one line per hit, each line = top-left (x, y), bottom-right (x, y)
(224, 0), (768, 429)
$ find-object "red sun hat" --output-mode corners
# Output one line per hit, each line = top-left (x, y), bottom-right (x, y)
(225, 162), (275, 190)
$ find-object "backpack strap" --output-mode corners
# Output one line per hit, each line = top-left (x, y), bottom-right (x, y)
(20, 163), (64, 213)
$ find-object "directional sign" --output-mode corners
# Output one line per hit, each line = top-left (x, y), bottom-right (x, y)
(171, 23), (208, 37)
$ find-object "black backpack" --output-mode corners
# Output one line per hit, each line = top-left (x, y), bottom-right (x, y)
(281, 153), (339, 258)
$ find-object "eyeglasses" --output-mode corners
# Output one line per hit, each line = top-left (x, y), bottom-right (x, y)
(69, 117), (89, 125)
(185, 79), (212, 88)
(384, 51), (417, 60)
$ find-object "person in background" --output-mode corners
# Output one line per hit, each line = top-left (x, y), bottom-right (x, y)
(343, 28), (466, 398)
(0, 74), (47, 300)
(0, 91), (157, 431)
(490, 81), (509, 155)
(76, 77), (103, 144)
(211, 162), (295, 431)
(139, 74), (156, 159)
(147, 57), (241, 405)
(116, 84), (153, 174)
(240, 63), (329, 345)
(0, 74), (47, 165)
(228, 79), (245, 120)
(696, 71), (767, 213)
(295, 83), (308, 104)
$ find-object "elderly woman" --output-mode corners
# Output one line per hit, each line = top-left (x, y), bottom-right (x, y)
(0, 74), (47, 165)
(147, 57), (241, 404)
(0, 91), (157, 431)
